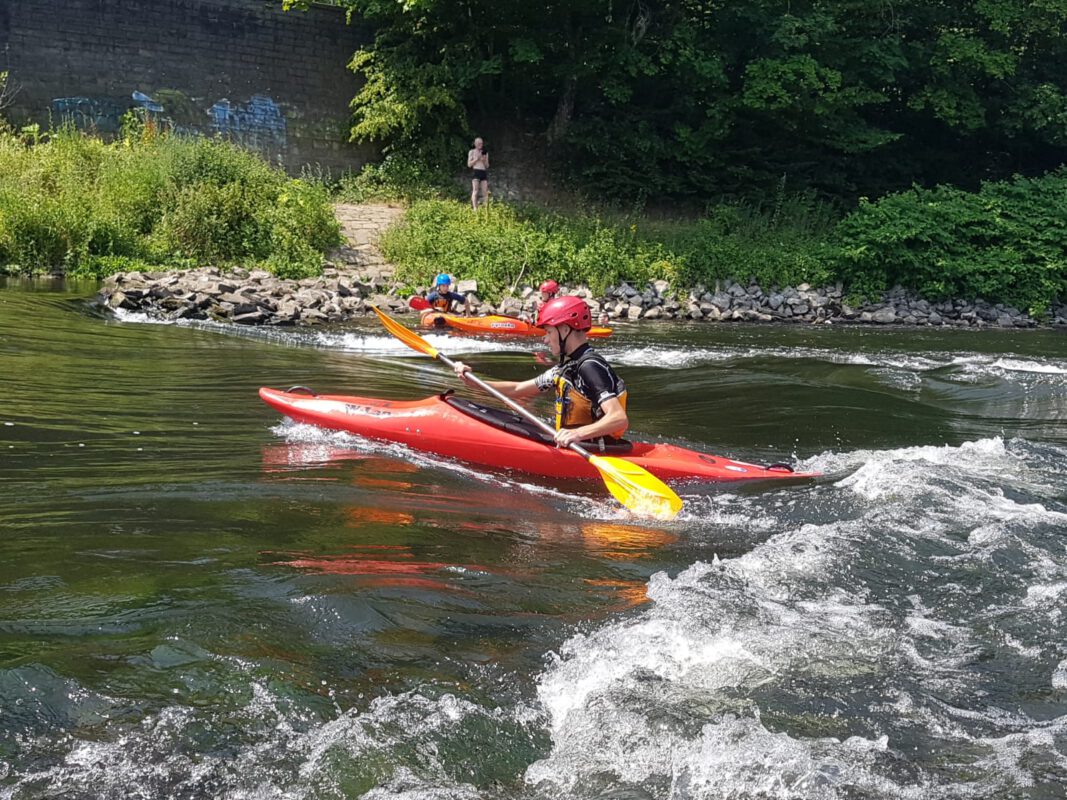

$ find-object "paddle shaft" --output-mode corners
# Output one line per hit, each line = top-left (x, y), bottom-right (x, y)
(434, 351), (597, 461)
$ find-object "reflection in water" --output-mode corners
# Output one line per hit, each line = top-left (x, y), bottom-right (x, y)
(260, 442), (370, 472)
(582, 578), (650, 610)
(4, 284), (1067, 800)
(346, 507), (415, 527)
(580, 522), (678, 559)
(353, 475), (414, 491)
(261, 443), (426, 475)
(268, 545), (475, 594)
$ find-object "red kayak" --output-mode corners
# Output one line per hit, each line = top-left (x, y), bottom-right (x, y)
(260, 387), (817, 484)
(420, 312), (613, 338)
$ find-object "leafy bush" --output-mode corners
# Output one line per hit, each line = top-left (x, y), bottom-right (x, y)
(72, 254), (158, 278)
(0, 127), (342, 278)
(383, 198), (835, 299)
(661, 197), (837, 290)
(335, 156), (461, 204)
(155, 181), (267, 262)
(266, 181), (341, 279)
(829, 171), (1067, 314)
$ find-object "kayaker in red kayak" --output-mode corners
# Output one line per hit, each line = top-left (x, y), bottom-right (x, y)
(453, 296), (629, 449)
(419, 273), (472, 323)
(520, 279), (559, 324)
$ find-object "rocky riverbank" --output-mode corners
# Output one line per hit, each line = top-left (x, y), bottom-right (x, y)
(95, 201), (1066, 330)
(96, 268), (1067, 329)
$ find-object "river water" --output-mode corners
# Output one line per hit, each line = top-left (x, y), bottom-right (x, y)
(1, 279), (1066, 799)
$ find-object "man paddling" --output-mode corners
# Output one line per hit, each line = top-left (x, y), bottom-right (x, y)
(420, 273), (472, 324)
(452, 296), (628, 448)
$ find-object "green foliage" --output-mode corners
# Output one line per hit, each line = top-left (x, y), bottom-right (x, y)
(156, 182), (266, 262)
(0, 127), (342, 278)
(302, 0), (1067, 203)
(382, 198), (835, 299)
(266, 181), (342, 278)
(666, 203), (836, 291)
(829, 170), (1067, 314)
(70, 254), (158, 278)
(334, 156), (460, 203)
(385, 173), (1065, 314)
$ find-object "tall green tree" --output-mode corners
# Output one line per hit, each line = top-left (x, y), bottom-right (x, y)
(289, 0), (1067, 201)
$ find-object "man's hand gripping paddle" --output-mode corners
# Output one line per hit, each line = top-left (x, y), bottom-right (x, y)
(371, 305), (683, 520)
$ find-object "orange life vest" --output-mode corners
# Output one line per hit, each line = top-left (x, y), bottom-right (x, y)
(552, 349), (628, 437)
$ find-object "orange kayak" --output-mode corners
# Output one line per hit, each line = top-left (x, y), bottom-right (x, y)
(421, 313), (612, 338)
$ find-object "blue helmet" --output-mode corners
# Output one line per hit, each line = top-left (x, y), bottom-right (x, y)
(435, 273), (451, 287)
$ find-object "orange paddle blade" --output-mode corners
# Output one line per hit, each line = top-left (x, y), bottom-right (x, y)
(370, 305), (439, 359)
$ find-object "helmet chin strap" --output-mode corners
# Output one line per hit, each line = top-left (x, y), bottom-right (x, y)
(557, 324), (573, 365)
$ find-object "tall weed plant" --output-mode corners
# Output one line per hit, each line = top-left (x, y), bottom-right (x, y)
(0, 126), (341, 278)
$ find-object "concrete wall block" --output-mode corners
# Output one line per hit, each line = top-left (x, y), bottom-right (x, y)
(6, 0), (373, 173)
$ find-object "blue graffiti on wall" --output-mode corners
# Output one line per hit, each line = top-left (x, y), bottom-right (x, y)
(131, 90), (164, 114)
(208, 95), (287, 148)
(50, 91), (287, 150)
(52, 90), (182, 132)
(51, 96), (128, 133)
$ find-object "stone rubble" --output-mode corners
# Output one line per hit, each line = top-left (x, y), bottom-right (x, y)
(96, 271), (1065, 329)
(94, 202), (1066, 329)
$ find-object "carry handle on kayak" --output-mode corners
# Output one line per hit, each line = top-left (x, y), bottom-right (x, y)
(371, 305), (682, 520)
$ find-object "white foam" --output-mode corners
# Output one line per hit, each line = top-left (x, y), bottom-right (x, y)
(1053, 659), (1067, 690)
(5, 681), (507, 800)
(992, 358), (1067, 375)
(1023, 581), (1067, 608)
(528, 431), (1067, 796)
(310, 329), (530, 357)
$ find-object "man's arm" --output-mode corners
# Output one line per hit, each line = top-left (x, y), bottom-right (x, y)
(554, 396), (628, 447)
(467, 149), (478, 168)
(446, 291), (469, 314)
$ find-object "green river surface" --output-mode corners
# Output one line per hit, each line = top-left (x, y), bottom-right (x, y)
(1, 278), (1066, 799)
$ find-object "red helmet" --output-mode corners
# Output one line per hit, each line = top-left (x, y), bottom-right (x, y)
(539, 279), (559, 295)
(538, 296), (591, 331)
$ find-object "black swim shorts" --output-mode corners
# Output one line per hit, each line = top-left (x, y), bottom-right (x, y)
(473, 169), (488, 181)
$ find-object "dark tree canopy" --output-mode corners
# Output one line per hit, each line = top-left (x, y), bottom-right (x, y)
(288, 0), (1067, 202)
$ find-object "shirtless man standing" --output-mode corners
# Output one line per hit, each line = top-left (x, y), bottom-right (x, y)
(467, 137), (489, 210)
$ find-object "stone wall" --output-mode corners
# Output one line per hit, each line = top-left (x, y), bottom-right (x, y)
(0, 0), (373, 172)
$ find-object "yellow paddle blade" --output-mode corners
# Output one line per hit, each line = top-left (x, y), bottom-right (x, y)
(370, 304), (439, 359)
(588, 455), (683, 520)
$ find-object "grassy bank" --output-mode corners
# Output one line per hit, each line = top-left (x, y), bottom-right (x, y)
(0, 125), (341, 279)
(381, 171), (1067, 316)
(382, 196), (837, 299)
